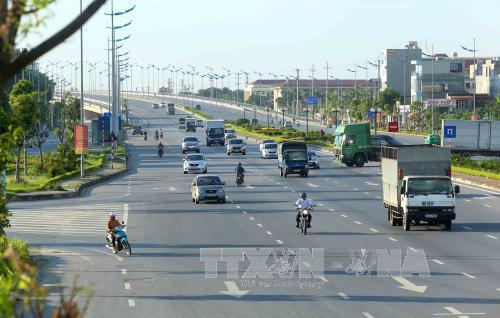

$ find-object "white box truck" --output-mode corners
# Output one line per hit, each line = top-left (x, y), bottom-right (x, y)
(206, 120), (225, 146)
(382, 145), (460, 231)
(441, 119), (500, 156)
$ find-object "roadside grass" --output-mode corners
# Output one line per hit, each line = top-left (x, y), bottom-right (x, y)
(6, 152), (105, 193)
(452, 165), (500, 181)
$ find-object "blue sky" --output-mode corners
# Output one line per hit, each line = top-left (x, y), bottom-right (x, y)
(21, 0), (500, 89)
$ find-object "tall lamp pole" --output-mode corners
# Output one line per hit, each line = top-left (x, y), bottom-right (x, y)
(461, 39), (478, 118)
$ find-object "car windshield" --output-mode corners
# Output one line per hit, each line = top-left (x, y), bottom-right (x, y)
(226, 130), (235, 133)
(229, 139), (243, 144)
(262, 140), (274, 144)
(197, 177), (222, 186)
(184, 137), (198, 142)
(285, 151), (307, 161)
(407, 178), (453, 195)
(187, 155), (204, 161)
(265, 143), (277, 149)
(386, 137), (403, 146)
(133, 126), (141, 130)
(179, 119), (185, 123)
(308, 151), (316, 157)
(334, 134), (345, 146)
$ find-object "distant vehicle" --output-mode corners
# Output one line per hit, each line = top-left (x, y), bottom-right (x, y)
(261, 142), (278, 159)
(251, 118), (258, 125)
(186, 115), (193, 118)
(196, 119), (204, 128)
(227, 138), (246, 155)
(183, 153), (207, 174)
(424, 134), (441, 146)
(178, 117), (186, 130)
(195, 104), (201, 110)
(167, 103), (175, 114)
(152, 103), (159, 109)
(206, 120), (225, 146)
(307, 150), (320, 169)
(181, 136), (200, 154)
(333, 123), (402, 167)
(284, 121), (293, 128)
(440, 119), (500, 156)
(259, 139), (275, 152)
(382, 145), (459, 231)
(160, 102), (166, 108)
(191, 175), (226, 204)
(132, 125), (143, 135)
(278, 142), (308, 177)
(224, 129), (236, 140)
(186, 118), (196, 132)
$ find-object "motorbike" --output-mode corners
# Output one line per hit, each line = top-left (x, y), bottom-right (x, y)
(236, 173), (244, 187)
(297, 207), (312, 235)
(160, 132), (164, 139)
(158, 148), (164, 158)
(106, 224), (132, 255)
(154, 134), (159, 141)
(144, 134), (148, 141)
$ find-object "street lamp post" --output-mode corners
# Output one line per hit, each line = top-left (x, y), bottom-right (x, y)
(347, 67), (357, 99)
(371, 107), (382, 135)
(461, 39), (478, 118)
(422, 47), (435, 133)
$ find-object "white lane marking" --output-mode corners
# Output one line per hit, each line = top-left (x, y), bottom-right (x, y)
(352, 188), (359, 191)
(370, 228), (379, 233)
(266, 231), (272, 235)
(121, 269), (127, 275)
(333, 181), (339, 184)
(338, 292), (350, 300)
(291, 190), (296, 193)
(354, 221), (362, 225)
(362, 313), (375, 318)
(245, 185), (255, 189)
(486, 234), (498, 240)
(376, 196), (382, 199)
(388, 236), (397, 242)
(461, 272), (476, 279)
(483, 204), (492, 208)
(226, 195), (230, 199)
(276, 182), (281, 185)
(124, 282), (131, 290)
(464, 199), (471, 202)
(408, 247), (418, 252)
(128, 299), (135, 307)
(364, 192), (370, 195)
(432, 259), (445, 265)
(341, 214), (348, 218)
(473, 196), (494, 200)
(283, 186), (288, 189)
(242, 211), (247, 214)
(462, 226), (472, 230)
(276, 240), (283, 244)
(318, 203), (324, 207)
(318, 276), (329, 282)
(307, 183), (319, 188)
(454, 182), (499, 195)
(433, 306), (485, 316)
(329, 208), (335, 212)
(302, 261), (311, 268)
(236, 205), (241, 209)
(364, 182), (379, 186)
(496, 288), (500, 292)
(257, 223), (263, 227)
(249, 217), (255, 221)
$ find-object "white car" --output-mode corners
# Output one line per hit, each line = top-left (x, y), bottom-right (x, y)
(308, 150), (320, 169)
(183, 153), (207, 174)
(284, 121), (293, 128)
(227, 138), (246, 155)
(261, 142), (278, 159)
(224, 129), (237, 140)
(181, 136), (200, 154)
(259, 139), (275, 152)
(152, 103), (159, 109)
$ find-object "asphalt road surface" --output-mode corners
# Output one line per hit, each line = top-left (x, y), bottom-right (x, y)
(7, 95), (500, 317)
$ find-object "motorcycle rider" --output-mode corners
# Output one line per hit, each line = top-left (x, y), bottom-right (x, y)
(157, 141), (164, 156)
(143, 129), (148, 140)
(154, 130), (159, 140)
(159, 128), (163, 139)
(107, 212), (121, 250)
(235, 162), (245, 183)
(295, 192), (313, 228)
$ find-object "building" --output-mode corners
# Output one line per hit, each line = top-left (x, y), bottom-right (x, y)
(380, 41), (422, 103)
(411, 55), (466, 105)
(244, 79), (377, 113)
(474, 58), (500, 97)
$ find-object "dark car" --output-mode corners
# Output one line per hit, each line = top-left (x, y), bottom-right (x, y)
(132, 125), (143, 135)
(369, 135), (403, 161)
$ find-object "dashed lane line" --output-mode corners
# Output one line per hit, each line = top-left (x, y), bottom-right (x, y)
(242, 211), (247, 214)
(461, 272), (476, 279)
(236, 205), (241, 209)
(341, 214), (348, 218)
(266, 231), (272, 235)
(432, 259), (445, 265)
(364, 192), (370, 195)
(128, 299), (135, 307)
(362, 313), (375, 318)
(124, 282), (131, 290)
(462, 226), (472, 230)
(249, 217), (255, 221)
(370, 228), (379, 233)
(486, 234), (498, 240)
(276, 240), (283, 244)
(338, 292), (350, 300)
(387, 237), (397, 242)
(354, 221), (362, 225)
(329, 209), (335, 212)
(257, 224), (263, 227)
(121, 269), (127, 275)
(483, 204), (492, 208)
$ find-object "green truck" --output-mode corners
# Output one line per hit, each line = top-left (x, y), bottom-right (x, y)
(333, 123), (403, 167)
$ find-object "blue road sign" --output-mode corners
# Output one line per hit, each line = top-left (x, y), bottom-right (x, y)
(367, 111), (375, 119)
(443, 125), (456, 138)
(306, 96), (318, 106)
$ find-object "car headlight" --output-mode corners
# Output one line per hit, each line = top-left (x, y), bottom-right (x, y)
(218, 188), (224, 193)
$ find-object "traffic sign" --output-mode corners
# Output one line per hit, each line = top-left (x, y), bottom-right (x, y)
(306, 96), (318, 106)
(74, 125), (89, 155)
(443, 125), (456, 139)
(367, 111), (375, 119)
(388, 121), (399, 133)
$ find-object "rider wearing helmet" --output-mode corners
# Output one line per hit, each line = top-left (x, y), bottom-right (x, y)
(107, 212), (121, 249)
(235, 162), (245, 180)
(294, 192), (313, 228)
(159, 128), (164, 139)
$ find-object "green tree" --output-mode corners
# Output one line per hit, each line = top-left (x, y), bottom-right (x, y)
(378, 88), (402, 114)
(9, 80), (38, 182)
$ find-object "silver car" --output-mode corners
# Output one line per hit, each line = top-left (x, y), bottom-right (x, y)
(181, 136), (200, 154)
(191, 175), (226, 204)
(183, 153), (207, 174)
(227, 138), (246, 155)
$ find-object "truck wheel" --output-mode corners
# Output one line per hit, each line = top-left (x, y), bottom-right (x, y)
(345, 162), (354, 167)
(284, 170), (288, 178)
(354, 154), (365, 167)
(444, 220), (452, 231)
(403, 214), (410, 231)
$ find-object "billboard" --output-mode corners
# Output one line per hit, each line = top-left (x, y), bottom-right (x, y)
(75, 125), (89, 155)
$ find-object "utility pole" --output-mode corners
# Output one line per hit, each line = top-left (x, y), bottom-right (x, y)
(236, 72), (241, 103)
(79, 0), (85, 178)
(324, 62), (331, 113)
(295, 68), (300, 117)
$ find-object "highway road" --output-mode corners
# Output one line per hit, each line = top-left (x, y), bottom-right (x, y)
(7, 96), (500, 317)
